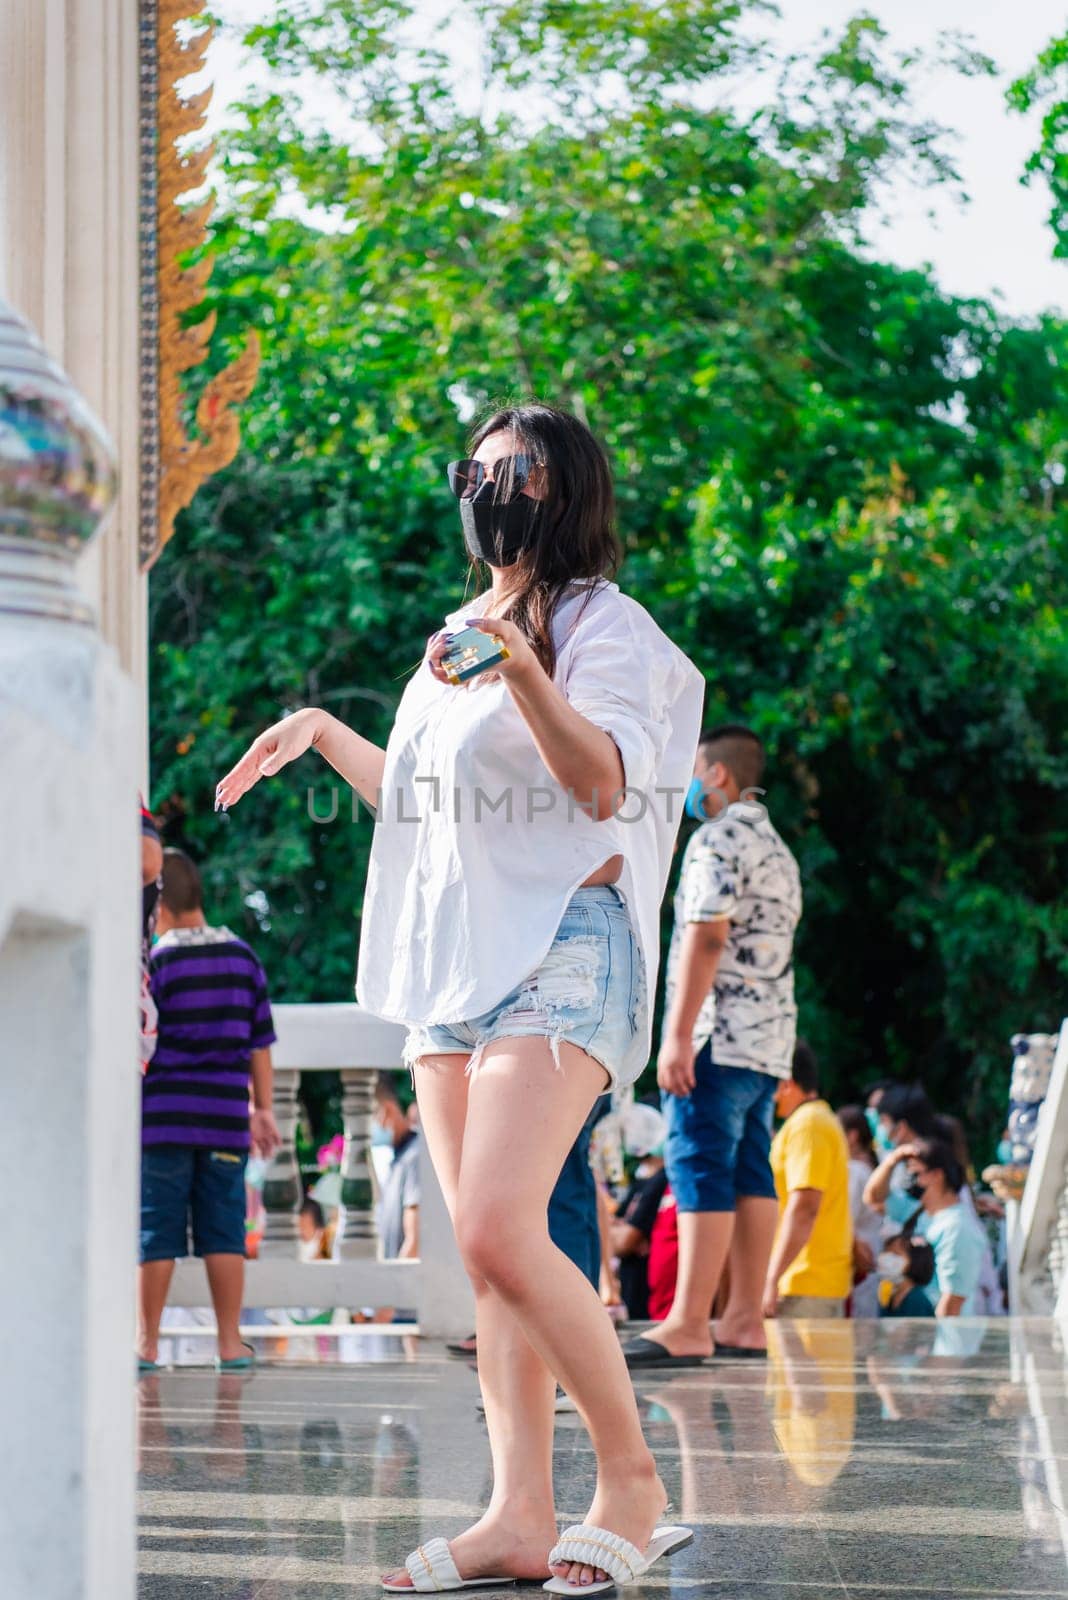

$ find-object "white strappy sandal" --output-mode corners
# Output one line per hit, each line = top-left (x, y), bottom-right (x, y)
(543, 1523), (694, 1594)
(381, 1537), (516, 1592)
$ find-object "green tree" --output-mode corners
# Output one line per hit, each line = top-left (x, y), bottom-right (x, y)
(150, 0), (1068, 1151)
(1009, 30), (1068, 257)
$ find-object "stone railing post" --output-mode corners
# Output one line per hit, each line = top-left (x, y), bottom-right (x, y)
(259, 1068), (302, 1253)
(338, 1067), (378, 1258)
(0, 304), (137, 1600)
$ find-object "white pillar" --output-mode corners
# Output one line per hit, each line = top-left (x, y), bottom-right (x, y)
(0, 310), (139, 1599)
(0, 3), (143, 1593)
(0, 0), (145, 731)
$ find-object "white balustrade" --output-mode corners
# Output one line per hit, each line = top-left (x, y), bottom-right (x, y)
(1007, 1019), (1068, 1315)
(166, 1002), (475, 1338)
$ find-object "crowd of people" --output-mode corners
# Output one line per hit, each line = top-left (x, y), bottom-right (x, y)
(135, 638), (1004, 1377)
(597, 1059), (1003, 1341)
(612, 720), (1003, 1370)
(135, 708), (1005, 1385)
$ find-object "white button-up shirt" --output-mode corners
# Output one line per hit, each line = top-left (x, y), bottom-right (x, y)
(355, 578), (705, 1085)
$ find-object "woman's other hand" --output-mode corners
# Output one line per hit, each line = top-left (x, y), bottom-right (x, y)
(215, 707), (321, 810)
(426, 616), (539, 687)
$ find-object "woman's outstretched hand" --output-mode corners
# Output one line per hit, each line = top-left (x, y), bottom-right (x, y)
(215, 707), (321, 810)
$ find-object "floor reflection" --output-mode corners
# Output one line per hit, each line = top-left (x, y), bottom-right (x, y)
(137, 1318), (1068, 1598)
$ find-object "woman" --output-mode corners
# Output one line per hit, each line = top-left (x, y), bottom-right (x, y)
(216, 405), (704, 1594)
(837, 1104), (885, 1317)
(878, 1232), (936, 1318)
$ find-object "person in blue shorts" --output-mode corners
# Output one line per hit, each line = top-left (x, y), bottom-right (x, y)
(138, 850), (281, 1371)
(624, 726), (802, 1367)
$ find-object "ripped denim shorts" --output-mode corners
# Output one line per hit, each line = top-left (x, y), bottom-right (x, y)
(402, 885), (646, 1091)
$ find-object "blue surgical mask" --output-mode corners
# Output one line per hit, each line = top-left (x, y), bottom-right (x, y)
(996, 1138), (1013, 1165)
(684, 776), (707, 822)
(371, 1122), (394, 1148)
(866, 1107), (893, 1158)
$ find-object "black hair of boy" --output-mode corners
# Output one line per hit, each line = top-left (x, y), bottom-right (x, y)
(879, 1083), (936, 1139)
(791, 1039), (820, 1096)
(697, 724), (766, 791)
(160, 847), (203, 915)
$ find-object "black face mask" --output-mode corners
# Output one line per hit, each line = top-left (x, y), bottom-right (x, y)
(459, 482), (541, 565)
(906, 1177), (926, 1202)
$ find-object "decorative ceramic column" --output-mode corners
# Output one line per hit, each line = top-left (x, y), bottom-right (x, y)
(0, 306), (139, 1599)
(0, 0), (144, 703)
(259, 1068), (303, 1254)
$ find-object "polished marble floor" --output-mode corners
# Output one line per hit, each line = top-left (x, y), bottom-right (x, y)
(138, 1317), (1068, 1600)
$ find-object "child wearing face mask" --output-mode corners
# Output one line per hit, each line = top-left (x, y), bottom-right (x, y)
(878, 1234), (936, 1318)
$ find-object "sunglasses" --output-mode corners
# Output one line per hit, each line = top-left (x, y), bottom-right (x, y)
(445, 454), (536, 502)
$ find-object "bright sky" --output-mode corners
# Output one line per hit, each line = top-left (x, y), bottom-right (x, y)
(205, 0), (1065, 319)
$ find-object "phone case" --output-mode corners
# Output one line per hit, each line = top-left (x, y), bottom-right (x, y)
(441, 626), (511, 684)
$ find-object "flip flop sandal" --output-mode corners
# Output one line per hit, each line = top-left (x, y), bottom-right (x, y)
(620, 1337), (708, 1369)
(137, 1358), (165, 1374)
(446, 1336), (478, 1358)
(544, 1523), (694, 1594)
(381, 1537), (516, 1592)
(215, 1342), (257, 1372)
(712, 1344), (768, 1360)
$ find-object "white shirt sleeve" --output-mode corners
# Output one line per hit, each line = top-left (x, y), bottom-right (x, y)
(562, 596), (677, 796)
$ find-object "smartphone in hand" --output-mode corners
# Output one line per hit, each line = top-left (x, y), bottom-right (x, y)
(440, 626), (511, 684)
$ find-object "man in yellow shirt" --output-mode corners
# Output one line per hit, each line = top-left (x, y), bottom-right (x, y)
(765, 1042), (853, 1318)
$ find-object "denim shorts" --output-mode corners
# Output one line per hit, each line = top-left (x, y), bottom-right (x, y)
(140, 1145), (248, 1263)
(403, 885), (646, 1090)
(662, 1043), (778, 1213)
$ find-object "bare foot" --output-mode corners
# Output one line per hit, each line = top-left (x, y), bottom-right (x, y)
(216, 1338), (250, 1363)
(382, 1507), (558, 1589)
(635, 1320), (714, 1359)
(549, 1460), (667, 1590)
(712, 1314), (766, 1352)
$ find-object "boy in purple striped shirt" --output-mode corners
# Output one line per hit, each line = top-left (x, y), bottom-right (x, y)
(138, 849), (281, 1372)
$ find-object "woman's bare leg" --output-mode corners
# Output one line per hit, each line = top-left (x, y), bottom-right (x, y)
(456, 1037), (666, 1590)
(382, 1053), (558, 1588)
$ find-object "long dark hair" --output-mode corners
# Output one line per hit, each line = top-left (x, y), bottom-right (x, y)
(466, 403), (622, 677)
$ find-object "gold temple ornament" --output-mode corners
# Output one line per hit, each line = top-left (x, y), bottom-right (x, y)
(144, 0), (260, 572)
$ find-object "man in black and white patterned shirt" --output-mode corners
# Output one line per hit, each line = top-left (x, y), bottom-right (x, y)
(623, 724), (802, 1368)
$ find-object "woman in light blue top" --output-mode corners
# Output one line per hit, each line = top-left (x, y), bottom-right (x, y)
(864, 1138), (986, 1316)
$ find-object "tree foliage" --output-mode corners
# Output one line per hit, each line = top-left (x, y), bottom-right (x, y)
(1009, 29), (1068, 258)
(150, 0), (1068, 1151)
